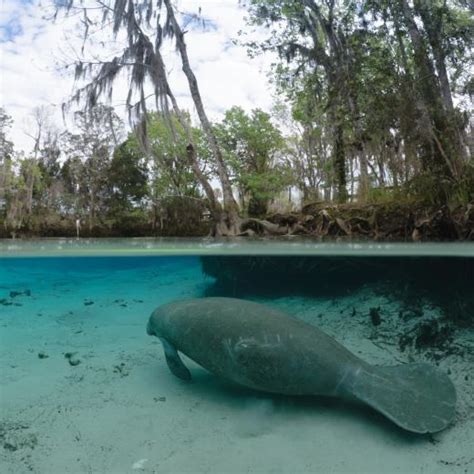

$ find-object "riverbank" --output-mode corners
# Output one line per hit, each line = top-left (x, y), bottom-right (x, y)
(245, 202), (474, 241)
(1, 202), (473, 241)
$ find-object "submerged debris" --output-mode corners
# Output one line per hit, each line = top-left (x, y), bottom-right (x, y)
(113, 362), (130, 377)
(369, 307), (382, 326)
(414, 320), (454, 349)
(399, 305), (424, 321)
(398, 319), (454, 352)
(9, 290), (31, 298)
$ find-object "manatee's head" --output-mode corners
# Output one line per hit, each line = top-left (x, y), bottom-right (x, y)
(146, 311), (157, 336)
(146, 314), (155, 336)
(146, 299), (190, 338)
(146, 304), (169, 337)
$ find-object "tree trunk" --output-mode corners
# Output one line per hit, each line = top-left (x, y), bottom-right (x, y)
(133, 11), (239, 236)
(143, 36), (236, 235)
(414, 0), (454, 113)
(333, 123), (347, 203)
(358, 152), (369, 201)
(89, 188), (95, 232)
(414, 0), (468, 162)
(161, 74), (219, 217)
(25, 162), (35, 215)
(377, 154), (386, 187)
(163, 0), (240, 234)
(397, 0), (463, 182)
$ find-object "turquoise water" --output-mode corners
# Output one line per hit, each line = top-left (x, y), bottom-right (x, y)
(1, 240), (473, 473)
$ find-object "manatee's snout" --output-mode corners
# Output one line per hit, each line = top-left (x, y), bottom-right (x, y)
(146, 315), (155, 336)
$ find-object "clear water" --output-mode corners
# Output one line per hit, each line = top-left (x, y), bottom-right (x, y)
(1, 239), (473, 473)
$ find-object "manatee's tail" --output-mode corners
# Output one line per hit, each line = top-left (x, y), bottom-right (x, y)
(347, 363), (456, 434)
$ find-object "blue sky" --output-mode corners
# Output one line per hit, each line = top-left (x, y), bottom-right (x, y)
(1, 16), (23, 42)
(0, 0), (32, 42)
(0, 0), (274, 152)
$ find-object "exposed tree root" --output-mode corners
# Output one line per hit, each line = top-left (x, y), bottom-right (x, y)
(225, 202), (474, 241)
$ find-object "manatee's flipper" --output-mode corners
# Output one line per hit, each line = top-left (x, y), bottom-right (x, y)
(159, 338), (192, 381)
(348, 363), (456, 434)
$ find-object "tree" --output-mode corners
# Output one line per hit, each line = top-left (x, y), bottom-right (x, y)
(143, 112), (205, 198)
(23, 107), (64, 218)
(35, 124), (63, 216)
(129, 112), (213, 231)
(244, 0), (358, 202)
(243, 0), (473, 204)
(57, 0), (240, 235)
(60, 155), (83, 218)
(107, 141), (148, 215)
(0, 108), (15, 223)
(215, 106), (289, 216)
(395, 0), (468, 177)
(62, 105), (124, 230)
(0, 108), (14, 162)
(273, 100), (332, 202)
(0, 110), (38, 235)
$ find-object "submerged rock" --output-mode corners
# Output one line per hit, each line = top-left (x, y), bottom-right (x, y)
(64, 352), (81, 366)
(68, 357), (81, 366)
(0, 422), (37, 452)
(369, 307), (382, 326)
(9, 289), (31, 298)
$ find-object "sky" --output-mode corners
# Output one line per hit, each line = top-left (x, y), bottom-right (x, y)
(0, 0), (275, 152)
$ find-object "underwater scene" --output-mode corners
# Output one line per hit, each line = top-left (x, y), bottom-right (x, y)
(1, 240), (473, 474)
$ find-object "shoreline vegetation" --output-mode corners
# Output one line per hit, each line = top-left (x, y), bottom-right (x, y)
(1, 201), (473, 241)
(1, 1), (473, 239)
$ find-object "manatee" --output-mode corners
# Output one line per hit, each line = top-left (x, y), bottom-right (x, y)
(147, 297), (456, 434)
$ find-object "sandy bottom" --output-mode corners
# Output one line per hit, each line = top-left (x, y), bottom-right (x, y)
(0, 256), (473, 474)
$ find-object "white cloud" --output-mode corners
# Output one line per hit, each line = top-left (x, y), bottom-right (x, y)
(0, 0), (276, 153)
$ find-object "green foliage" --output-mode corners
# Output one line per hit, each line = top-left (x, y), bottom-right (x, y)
(107, 141), (148, 214)
(366, 186), (406, 205)
(215, 106), (290, 216)
(453, 163), (474, 205)
(0, 105), (212, 236)
(243, 0), (472, 205)
(406, 164), (474, 207)
(0, 108), (14, 162)
(125, 112), (204, 199)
